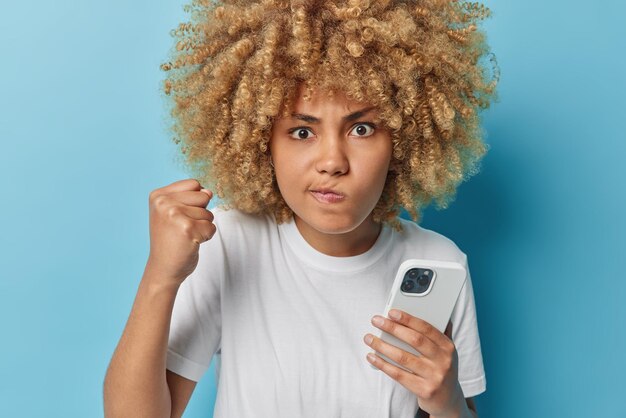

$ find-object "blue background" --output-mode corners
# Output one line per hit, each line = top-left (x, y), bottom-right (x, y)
(1, 1), (624, 417)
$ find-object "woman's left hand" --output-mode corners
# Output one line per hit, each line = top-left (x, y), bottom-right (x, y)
(363, 309), (466, 418)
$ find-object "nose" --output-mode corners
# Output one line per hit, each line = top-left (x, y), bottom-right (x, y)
(314, 135), (349, 176)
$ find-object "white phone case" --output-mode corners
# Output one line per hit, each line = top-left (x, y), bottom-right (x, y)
(371, 259), (467, 372)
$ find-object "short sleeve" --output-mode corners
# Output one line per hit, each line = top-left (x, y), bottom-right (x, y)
(449, 253), (487, 398)
(166, 235), (224, 382)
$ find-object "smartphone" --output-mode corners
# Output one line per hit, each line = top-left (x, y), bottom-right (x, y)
(370, 259), (467, 372)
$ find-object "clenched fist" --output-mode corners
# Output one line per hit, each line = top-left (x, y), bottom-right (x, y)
(145, 178), (216, 287)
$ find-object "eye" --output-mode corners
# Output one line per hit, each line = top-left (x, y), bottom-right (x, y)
(288, 127), (314, 140)
(350, 123), (375, 137)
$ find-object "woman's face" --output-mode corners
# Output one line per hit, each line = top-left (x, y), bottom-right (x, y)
(269, 85), (393, 240)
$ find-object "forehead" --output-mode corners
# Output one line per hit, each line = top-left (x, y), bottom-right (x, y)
(281, 83), (377, 117)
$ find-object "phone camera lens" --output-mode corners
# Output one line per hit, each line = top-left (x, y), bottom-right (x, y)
(407, 269), (419, 279)
(418, 275), (429, 287)
(401, 280), (414, 292)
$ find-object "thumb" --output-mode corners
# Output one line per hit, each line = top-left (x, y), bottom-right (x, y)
(200, 188), (213, 199)
(200, 189), (213, 207)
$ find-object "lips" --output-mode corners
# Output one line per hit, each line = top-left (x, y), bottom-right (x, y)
(309, 188), (345, 203)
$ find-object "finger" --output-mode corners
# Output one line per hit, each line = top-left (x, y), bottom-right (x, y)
(444, 320), (453, 340)
(364, 332), (433, 378)
(190, 219), (217, 244)
(180, 205), (215, 222)
(151, 178), (204, 200)
(169, 190), (213, 208)
(366, 351), (427, 393)
(388, 309), (452, 350)
(370, 315), (439, 360)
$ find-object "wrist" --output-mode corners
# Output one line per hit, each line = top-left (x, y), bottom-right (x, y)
(142, 262), (183, 294)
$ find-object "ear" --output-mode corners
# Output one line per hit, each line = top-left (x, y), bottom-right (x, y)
(388, 159), (400, 174)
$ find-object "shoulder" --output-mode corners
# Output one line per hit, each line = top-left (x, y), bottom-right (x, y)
(196, 205), (277, 264)
(393, 217), (468, 264)
(209, 205), (276, 241)
(211, 205), (273, 228)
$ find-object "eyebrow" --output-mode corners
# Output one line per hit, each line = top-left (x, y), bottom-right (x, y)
(290, 106), (376, 124)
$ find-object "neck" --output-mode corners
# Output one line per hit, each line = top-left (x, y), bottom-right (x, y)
(293, 215), (382, 257)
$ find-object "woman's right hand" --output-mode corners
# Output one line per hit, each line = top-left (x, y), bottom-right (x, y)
(145, 178), (216, 287)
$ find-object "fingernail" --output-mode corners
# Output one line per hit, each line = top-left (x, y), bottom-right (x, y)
(371, 316), (384, 327)
(388, 310), (400, 320)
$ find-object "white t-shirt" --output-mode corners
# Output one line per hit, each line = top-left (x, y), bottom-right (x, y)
(166, 208), (486, 417)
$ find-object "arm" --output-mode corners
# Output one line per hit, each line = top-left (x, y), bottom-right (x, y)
(104, 179), (215, 417)
(167, 369), (197, 418)
(466, 397), (478, 417)
(103, 265), (191, 418)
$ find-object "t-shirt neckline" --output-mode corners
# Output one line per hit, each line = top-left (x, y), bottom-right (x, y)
(277, 217), (393, 273)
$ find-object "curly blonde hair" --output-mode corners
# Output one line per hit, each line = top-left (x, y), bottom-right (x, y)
(161, 0), (499, 228)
